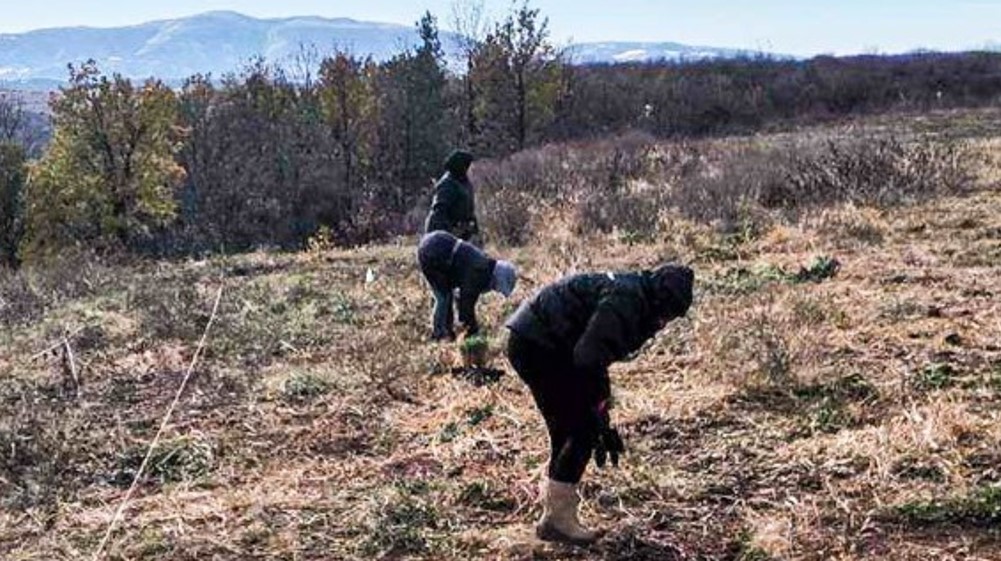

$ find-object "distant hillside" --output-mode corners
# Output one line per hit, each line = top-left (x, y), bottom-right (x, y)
(0, 11), (776, 89)
(566, 41), (769, 64)
(0, 11), (458, 86)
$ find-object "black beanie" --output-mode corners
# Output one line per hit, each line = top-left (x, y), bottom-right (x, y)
(650, 264), (694, 317)
(444, 150), (474, 177)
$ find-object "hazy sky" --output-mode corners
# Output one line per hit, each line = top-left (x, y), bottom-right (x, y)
(1, 0), (999, 56)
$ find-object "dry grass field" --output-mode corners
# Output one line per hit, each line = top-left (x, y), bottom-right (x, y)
(2, 111), (1001, 560)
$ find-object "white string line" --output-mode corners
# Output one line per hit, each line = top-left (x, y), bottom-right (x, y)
(91, 286), (224, 561)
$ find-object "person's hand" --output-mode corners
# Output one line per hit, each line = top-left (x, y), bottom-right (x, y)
(594, 425), (624, 468)
(466, 225), (483, 247)
(592, 400), (625, 468)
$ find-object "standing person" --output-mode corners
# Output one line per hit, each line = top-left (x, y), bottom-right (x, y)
(505, 264), (694, 545)
(418, 230), (517, 341)
(424, 149), (479, 243)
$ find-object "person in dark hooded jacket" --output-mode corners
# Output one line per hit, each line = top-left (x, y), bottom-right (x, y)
(418, 230), (517, 341)
(505, 264), (694, 545)
(424, 150), (479, 242)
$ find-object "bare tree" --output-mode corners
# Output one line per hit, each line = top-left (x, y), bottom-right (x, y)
(289, 42), (322, 92)
(0, 92), (25, 143)
(450, 0), (489, 145)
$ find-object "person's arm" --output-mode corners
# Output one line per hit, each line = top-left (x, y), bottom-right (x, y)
(573, 291), (644, 469)
(572, 291), (646, 376)
(456, 287), (480, 335)
(427, 182), (461, 234)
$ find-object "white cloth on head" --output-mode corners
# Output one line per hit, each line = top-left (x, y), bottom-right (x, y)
(491, 260), (518, 297)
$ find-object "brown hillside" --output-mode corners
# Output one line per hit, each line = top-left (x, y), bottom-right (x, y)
(2, 120), (1001, 560)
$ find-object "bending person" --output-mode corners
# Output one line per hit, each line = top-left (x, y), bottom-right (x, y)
(505, 264), (694, 545)
(418, 230), (516, 341)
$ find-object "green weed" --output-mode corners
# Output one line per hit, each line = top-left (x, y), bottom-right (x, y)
(914, 363), (956, 391)
(894, 486), (1001, 526)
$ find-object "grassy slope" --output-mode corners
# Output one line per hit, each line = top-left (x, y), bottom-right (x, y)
(3, 125), (1001, 561)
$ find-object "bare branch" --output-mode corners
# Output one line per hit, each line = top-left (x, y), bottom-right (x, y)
(0, 92), (25, 143)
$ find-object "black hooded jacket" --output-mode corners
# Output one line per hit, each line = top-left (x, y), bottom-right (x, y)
(424, 151), (478, 240)
(418, 230), (496, 334)
(505, 267), (693, 399)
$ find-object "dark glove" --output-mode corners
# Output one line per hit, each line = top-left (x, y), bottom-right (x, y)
(592, 400), (625, 468)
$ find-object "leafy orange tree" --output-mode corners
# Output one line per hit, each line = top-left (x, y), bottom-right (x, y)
(22, 61), (185, 261)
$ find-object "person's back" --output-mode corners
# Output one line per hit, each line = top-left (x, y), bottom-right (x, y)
(506, 270), (676, 366)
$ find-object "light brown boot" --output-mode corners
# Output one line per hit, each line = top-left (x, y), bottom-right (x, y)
(535, 479), (601, 545)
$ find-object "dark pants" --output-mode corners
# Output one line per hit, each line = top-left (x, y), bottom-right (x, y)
(507, 332), (600, 484)
(419, 243), (456, 341)
(430, 286), (455, 340)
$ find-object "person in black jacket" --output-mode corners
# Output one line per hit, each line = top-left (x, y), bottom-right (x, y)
(505, 264), (694, 545)
(424, 150), (479, 242)
(418, 230), (517, 341)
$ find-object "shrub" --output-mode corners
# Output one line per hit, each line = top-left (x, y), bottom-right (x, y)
(762, 136), (977, 209)
(282, 371), (331, 404)
(477, 187), (535, 246)
(668, 142), (783, 231)
(0, 268), (43, 329)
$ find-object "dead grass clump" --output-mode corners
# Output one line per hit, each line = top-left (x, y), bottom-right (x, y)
(0, 250), (120, 330)
(806, 205), (887, 247)
(0, 384), (95, 510)
(133, 277), (210, 341)
(357, 481), (452, 558)
(745, 311), (796, 390)
(280, 371), (332, 404)
(113, 433), (216, 488)
(0, 268), (44, 329)
(790, 294), (850, 328)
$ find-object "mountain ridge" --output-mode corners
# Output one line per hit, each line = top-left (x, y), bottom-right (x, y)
(0, 11), (771, 89)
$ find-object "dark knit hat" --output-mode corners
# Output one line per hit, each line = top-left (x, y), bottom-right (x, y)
(649, 263), (694, 318)
(444, 150), (474, 176)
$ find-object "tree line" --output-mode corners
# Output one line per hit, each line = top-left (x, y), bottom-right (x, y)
(2, 2), (1001, 266)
